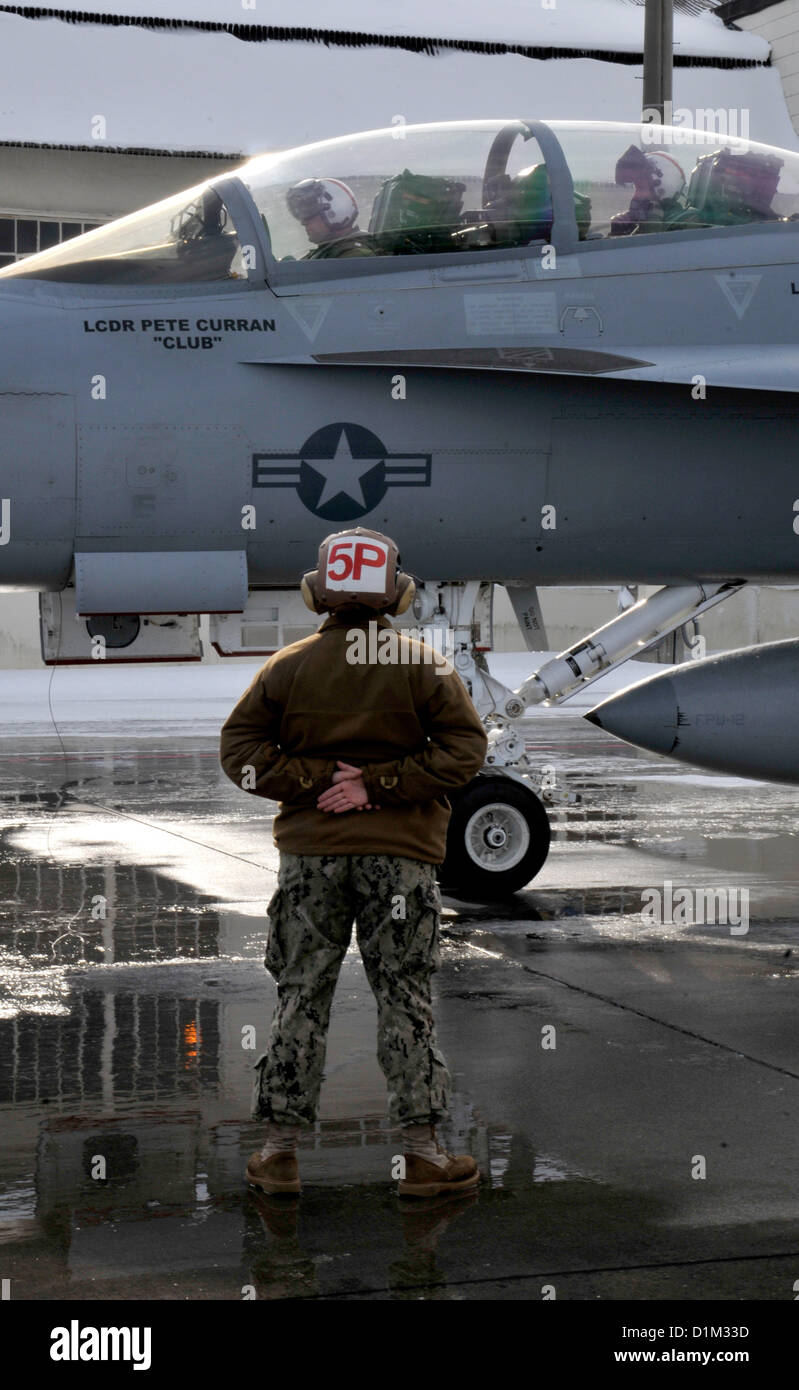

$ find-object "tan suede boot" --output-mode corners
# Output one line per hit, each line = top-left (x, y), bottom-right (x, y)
(245, 1150), (301, 1194)
(399, 1130), (480, 1198)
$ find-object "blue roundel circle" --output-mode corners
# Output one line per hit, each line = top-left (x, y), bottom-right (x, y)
(296, 422), (388, 521)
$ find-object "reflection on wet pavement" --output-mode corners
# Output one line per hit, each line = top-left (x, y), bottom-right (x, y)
(1, 720), (799, 1299)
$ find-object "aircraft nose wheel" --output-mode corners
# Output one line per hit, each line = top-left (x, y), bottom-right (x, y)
(468, 804), (528, 867)
(439, 774), (551, 900)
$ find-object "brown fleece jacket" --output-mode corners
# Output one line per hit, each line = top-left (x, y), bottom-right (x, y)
(218, 609), (488, 864)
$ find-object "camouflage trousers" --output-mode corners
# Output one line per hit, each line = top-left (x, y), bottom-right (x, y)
(252, 853), (452, 1127)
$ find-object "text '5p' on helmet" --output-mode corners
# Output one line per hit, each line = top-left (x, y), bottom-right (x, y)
(301, 528), (416, 616)
(286, 178), (359, 234)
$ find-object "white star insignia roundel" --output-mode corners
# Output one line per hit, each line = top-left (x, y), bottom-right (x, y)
(311, 426), (382, 508)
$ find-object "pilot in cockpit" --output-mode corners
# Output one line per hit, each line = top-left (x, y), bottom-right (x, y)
(286, 178), (376, 259)
(610, 146), (686, 236)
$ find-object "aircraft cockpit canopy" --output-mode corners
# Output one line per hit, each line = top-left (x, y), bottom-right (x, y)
(4, 119), (799, 284)
(0, 184), (247, 284)
(547, 121), (799, 238)
(242, 120), (799, 263)
(242, 120), (572, 263)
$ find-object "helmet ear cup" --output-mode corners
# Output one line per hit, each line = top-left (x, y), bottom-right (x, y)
(385, 574), (415, 616)
(301, 571), (325, 614)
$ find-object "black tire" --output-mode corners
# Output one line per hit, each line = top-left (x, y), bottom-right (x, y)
(439, 774), (551, 901)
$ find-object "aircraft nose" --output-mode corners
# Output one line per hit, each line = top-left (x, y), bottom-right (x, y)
(585, 674), (681, 755)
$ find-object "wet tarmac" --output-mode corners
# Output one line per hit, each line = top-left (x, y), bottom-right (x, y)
(1, 716), (799, 1301)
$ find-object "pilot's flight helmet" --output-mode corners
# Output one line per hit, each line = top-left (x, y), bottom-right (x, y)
(286, 178), (359, 234)
(615, 145), (685, 201)
(301, 527), (416, 616)
(646, 152), (686, 201)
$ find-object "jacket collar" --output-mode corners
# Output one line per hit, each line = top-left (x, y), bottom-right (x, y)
(319, 610), (394, 631)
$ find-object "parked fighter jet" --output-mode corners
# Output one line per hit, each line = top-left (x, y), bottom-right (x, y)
(2, 117), (799, 896)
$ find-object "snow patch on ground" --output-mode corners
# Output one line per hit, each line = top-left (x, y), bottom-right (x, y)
(0, 653), (669, 730)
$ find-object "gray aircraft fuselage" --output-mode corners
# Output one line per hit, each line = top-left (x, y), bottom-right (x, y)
(2, 276), (799, 598)
(2, 119), (799, 607)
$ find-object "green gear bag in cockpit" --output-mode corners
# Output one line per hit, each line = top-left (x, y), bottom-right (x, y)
(510, 165), (592, 242)
(368, 169), (467, 253)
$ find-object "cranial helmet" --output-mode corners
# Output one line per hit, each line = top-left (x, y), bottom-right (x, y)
(286, 178), (359, 234)
(301, 527), (415, 615)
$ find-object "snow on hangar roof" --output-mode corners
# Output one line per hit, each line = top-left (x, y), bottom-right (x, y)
(0, 0), (770, 59)
(0, 0), (791, 159)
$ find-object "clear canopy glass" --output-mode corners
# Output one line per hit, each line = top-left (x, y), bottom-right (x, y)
(242, 119), (799, 259)
(0, 184), (245, 284)
(4, 119), (799, 284)
(548, 120), (799, 238)
(241, 120), (551, 261)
